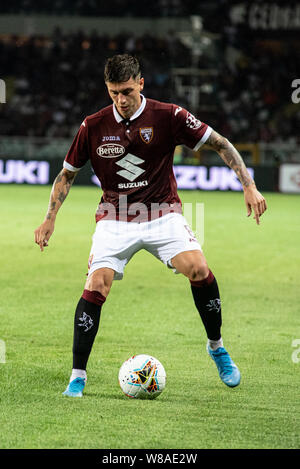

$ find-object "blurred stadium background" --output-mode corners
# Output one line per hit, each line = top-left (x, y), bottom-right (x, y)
(1, 0), (300, 192)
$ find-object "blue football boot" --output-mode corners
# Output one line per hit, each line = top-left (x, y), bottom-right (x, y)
(207, 345), (241, 388)
(62, 377), (86, 397)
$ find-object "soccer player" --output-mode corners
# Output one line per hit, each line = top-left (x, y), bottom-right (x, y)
(34, 54), (267, 397)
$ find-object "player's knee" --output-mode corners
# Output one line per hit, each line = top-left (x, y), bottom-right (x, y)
(189, 263), (209, 281)
(85, 271), (112, 297)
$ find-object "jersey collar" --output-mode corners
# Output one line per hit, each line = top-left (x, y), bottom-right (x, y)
(113, 94), (146, 123)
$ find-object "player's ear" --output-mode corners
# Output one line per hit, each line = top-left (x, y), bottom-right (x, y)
(139, 77), (144, 91)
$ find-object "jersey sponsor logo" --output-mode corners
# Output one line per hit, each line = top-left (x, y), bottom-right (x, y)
(116, 153), (145, 182)
(175, 106), (182, 116)
(96, 143), (125, 158)
(102, 136), (121, 142)
(186, 112), (202, 130)
(139, 127), (153, 144)
(118, 180), (148, 189)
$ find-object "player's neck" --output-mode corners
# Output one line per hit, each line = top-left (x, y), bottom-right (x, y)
(116, 95), (143, 121)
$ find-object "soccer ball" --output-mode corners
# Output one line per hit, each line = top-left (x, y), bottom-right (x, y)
(118, 354), (166, 399)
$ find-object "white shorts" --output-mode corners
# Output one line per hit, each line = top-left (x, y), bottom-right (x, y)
(87, 213), (202, 280)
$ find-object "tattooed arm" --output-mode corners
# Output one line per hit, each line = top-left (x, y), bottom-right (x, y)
(205, 130), (267, 224)
(34, 168), (77, 251)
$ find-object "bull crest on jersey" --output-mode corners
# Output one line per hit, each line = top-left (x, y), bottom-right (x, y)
(139, 127), (153, 144)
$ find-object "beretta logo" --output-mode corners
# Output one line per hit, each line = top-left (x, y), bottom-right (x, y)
(96, 144), (125, 158)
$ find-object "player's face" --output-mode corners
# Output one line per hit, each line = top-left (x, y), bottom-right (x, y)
(106, 76), (144, 119)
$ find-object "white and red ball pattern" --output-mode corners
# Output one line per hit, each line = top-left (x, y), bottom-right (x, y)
(118, 354), (166, 399)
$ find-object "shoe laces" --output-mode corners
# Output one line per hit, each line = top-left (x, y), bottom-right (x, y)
(69, 377), (85, 392)
(212, 348), (234, 376)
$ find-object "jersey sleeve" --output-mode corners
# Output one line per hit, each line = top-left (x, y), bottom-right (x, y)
(63, 119), (89, 172)
(170, 105), (213, 150)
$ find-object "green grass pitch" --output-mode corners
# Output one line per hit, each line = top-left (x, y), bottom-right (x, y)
(0, 184), (299, 449)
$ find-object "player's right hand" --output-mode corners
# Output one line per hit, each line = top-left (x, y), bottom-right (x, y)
(34, 220), (55, 252)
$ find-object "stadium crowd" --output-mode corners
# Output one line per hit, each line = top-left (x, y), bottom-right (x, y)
(0, 29), (192, 138)
(213, 31), (300, 144)
(0, 0), (199, 17)
(0, 5), (299, 144)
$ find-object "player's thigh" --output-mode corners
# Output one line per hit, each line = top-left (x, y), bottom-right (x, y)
(88, 220), (142, 281)
(84, 267), (115, 297)
(171, 250), (209, 281)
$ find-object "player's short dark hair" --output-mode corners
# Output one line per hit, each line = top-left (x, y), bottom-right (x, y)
(104, 54), (141, 83)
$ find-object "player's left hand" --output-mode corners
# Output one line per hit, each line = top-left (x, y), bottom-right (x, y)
(243, 184), (267, 225)
(34, 219), (55, 251)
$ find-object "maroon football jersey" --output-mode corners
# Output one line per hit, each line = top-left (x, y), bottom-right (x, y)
(64, 95), (212, 222)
